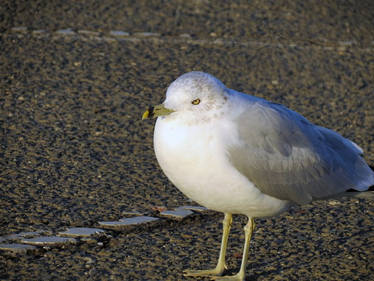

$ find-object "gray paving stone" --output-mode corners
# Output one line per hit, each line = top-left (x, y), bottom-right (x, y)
(99, 216), (159, 229)
(21, 236), (77, 246)
(0, 231), (44, 242)
(55, 28), (75, 36)
(0, 243), (37, 253)
(58, 227), (105, 238)
(109, 30), (130, 37)
(121, 210), (143, 216)
(159, 208), (194, 220)
(179, 205), (209, 213)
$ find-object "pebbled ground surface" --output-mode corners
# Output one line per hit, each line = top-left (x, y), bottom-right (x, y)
(1, 1), (374, 280)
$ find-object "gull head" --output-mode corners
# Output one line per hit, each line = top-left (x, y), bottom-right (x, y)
(142, 72), (229, 121)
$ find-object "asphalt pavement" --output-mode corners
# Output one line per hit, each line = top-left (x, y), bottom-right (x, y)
(1, 1), (374, 280)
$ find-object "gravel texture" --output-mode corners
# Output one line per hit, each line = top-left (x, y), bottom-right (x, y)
(1, 1), (373, 280)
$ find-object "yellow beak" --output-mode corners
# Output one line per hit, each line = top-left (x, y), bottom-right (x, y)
(142, 104), (175, 120)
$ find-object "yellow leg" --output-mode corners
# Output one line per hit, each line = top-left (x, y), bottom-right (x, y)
(184, 213), (233, 277)
(212, 217), (255, 281)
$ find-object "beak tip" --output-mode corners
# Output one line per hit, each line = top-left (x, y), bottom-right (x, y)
(142, 110), (150, 120)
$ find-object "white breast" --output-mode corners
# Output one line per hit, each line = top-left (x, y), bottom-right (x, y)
(153, 116), (290, 217)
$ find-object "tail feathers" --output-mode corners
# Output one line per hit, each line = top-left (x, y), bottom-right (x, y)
(353, 163), (374, 191)
(341, 165), (374, 199)
(340, 191), (374, 200)
(331, 188), (374, 201)
(368, 164), (374, 190)
(367, 165), (374, 189)
(355, 176), (374, 191)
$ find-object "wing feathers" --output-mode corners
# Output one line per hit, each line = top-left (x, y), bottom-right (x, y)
(228, 99), (374, 204)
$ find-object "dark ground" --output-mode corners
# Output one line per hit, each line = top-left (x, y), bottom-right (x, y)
(1, 0), (374, 280)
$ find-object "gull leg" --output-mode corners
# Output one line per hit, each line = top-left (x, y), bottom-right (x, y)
(212, 217), (255, 281)
(184, 213), (233, 277)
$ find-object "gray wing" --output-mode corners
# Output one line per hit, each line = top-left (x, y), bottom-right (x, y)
(228, 100), (374, 204)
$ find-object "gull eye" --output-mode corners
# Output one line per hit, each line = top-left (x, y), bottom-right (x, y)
(191, 98), (201, 105)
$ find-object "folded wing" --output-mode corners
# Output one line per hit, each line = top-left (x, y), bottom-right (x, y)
(228, 99), (374, 204)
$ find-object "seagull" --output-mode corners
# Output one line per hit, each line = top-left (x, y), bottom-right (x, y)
(142, 71), (374, 280)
